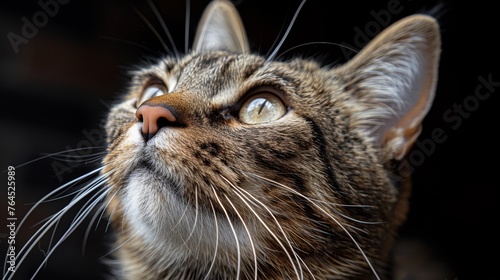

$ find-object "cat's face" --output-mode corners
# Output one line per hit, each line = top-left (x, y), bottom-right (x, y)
(103, 52), (391, 276)
(101, 1), (440, 279)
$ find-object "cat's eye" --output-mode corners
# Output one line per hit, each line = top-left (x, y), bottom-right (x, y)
(238, 92), (287, 124)
(136, 84), (167, 107)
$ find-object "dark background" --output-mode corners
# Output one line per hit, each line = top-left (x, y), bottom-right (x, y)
(0, 0), (498, 279)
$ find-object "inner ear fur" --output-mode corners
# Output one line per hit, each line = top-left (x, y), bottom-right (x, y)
(337, 15), (441, 160)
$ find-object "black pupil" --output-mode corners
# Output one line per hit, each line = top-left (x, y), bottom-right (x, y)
(258, 99), (269, 115)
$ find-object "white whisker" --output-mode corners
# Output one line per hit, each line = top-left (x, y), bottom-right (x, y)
(32, 188), (110, 278)
(266, 0), (308, 62)
(184, 0), (191, 53)
(104, 191), (120, 234)
(99, 35), (155, 52)
(211, 185), (241, 280)
(17, 168), (104, 232)
(204, 200), (219, 280)
(247, 172), (381, 280)
(224, 193), (258, 280)
(2, 168), (103, 277)
(248, 173), (380, 229)
(82, 198), (110, 256)
(224, 194), (258, 279)
(41, 151), (106, 163)
(8, 148), (106, 170)
(100, 232), (136, 261)
(69, 176), (109, 224)
(219, 176), (302, 280)
(175, 188), (198, 257)
(147, 0), (179, 58)
(298, 257), (317, 280)
(130, 3), (172, 54)
(33, 186), (91, 205)
(275, 41), (359, 61)
(231, 185), (305, 280)
(185, 186), (199, 242)
(2, 171), (107, 280)
(171, 195), (191, 230)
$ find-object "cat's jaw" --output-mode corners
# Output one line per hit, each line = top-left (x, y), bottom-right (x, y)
(105, 122), (261, 269)
(112, 173), (266, 280)
(122, 169), (255, 255)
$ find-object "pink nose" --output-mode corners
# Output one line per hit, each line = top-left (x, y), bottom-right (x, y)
(136, 104), (177, 141)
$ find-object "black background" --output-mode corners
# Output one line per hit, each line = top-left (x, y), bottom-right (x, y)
(0, 0), (498, 279)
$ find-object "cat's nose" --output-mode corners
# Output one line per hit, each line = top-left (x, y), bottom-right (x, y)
(135, 104), (177, 142)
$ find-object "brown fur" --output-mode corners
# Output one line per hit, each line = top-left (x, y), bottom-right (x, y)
(101, 1), (440, 279)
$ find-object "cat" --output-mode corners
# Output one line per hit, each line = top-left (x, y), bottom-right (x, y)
(4, 0), (441, 279)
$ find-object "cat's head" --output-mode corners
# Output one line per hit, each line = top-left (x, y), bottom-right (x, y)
(102, 1), (440, 278)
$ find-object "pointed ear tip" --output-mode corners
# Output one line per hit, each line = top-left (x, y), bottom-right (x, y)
(193, 0), (249, 54)
(398, 14), (440, 34)
(406, 14), (439, 23)
(209, 0), (238, 11)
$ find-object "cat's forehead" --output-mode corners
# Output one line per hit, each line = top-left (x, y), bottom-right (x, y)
(174, 52), (264, 96)
(133, 52), (321, 103)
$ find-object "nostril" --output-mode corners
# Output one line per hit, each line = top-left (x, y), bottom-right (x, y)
(156, 117), (172, 129)
(136, 113), (144, 123)
(136, 104), (178, 141)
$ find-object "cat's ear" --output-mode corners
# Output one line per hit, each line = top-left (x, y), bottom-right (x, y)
(338, 15), (441, 160)
(193, 0), (249, 53)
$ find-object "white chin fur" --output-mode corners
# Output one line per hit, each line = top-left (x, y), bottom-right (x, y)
(123, 172), (179, 243)
(122, 169), (255, 262)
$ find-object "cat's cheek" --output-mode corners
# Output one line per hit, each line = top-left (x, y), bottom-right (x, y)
(102, 123), (142, 185)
